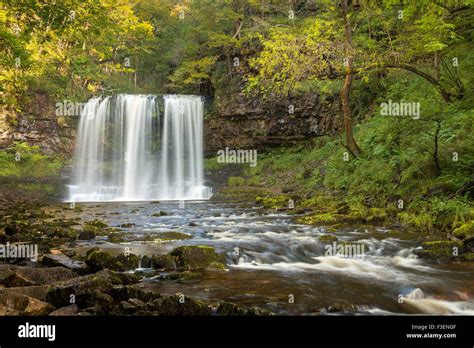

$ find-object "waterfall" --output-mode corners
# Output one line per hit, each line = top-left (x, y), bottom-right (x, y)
(68, 94), (212, 202)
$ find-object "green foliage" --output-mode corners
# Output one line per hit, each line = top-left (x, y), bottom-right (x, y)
(0, 142), (63, 180)
(227, 176), (245, 186)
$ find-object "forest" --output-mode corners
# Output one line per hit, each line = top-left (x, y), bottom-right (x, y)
(0, 0), (473, 319)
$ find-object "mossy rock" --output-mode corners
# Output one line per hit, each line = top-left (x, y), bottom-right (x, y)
(367, 208), (388, 223)
(452, 221), (474, 240)
(216, 301), (247, 315)
(413, 240), (464, 261)
(169, 246), (226, 270)
(120, 223), (135, 228)
(151, 211), (168, 217)
(117, 253), (140, 270)
(227, 176), (246, 186)
(86, 250), (126, 272)
(255, 195), (291, 209)
(108, 232), (127, 243)
(165, 271), (202, 284)
(151, 254), (177, 270)
(85, 219), (108, 229)
(78, 230), (96, 240)
(155, 231), (192, 241)
(459, 253), (474, 261)
(298, 213), (337, 225)
(319, 235), (338, 243)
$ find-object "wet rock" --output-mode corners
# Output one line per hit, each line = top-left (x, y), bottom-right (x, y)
(151, 211), (168, 217)
(49, 304), (78, 316)
(78, 230), (96, 240)
(413, 240), (464, 261)
(0, 285), (50, 301)
(120, 223), (135, 228)
(453, 221), (474, 242)
(76, 291), (114, 312)
(150, 295), (211, 315)
(188, 222), (198, 227)
(169, 246), (226, 270)
(116, 253), (140, 270)
(155, 232), (192, 241)
(85, 219), (108, 229)
(140, 255), (152, 268)
(4, 224), (21, 236)
(45, 271), (116, 308)
(119, 300), (137, 314)
(216, 301), (247, 315)
(325, 302), (358, 313)
(0, 292), (55, 315)
(42, 254), (88, 273)
(161, 271), (202, 284)
(246, 306), (274, 316)
(85, 250), (125, 272)
(0, 269), (35, 287)
(0, 265), (75, 286)
(319, 235), (338, 243)
(151, 254), (177, 270)
(107, 285), (160, 303)
(459, 253), (474, 261)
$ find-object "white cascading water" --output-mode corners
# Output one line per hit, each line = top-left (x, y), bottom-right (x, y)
(68, 94), (212, 202)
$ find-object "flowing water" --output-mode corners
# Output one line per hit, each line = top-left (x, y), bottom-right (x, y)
(66, 201), (474, 316)
(67, 94), (473, 315)
(69, 94), (211, 202)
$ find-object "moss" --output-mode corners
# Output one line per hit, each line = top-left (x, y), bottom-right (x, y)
(367, 208), (388, 223)
(167, 271), (202, 284)
(452, 221), (474, 240)
(319, 235), (338, 243)
(151, 254), (177, 270)
(227, 176), (246, 186)
(85, 219), (108, 229)
(86, 250), (125, 272)
(298, 213), (337, 225)
(256, 195), (291, 209)
(155, 231), (192, 241)
(459, 253), (474, 261)
(413, 240), (463, 261)
(169, 246), (226, 270)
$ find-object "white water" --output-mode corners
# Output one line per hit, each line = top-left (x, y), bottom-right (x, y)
(68, 94), (211, 202)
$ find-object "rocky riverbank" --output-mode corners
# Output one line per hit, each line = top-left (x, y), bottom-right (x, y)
(0, 201), (274, 316)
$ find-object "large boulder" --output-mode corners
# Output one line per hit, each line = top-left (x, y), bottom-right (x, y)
(151, 254), (177, 270)
(0, 292), (55, 315)
(169, 246), (226, 270)
(85, 250), (139, 272)
(42, 254), (88, 273)
(0, 285), (50, 301)
(45, 270), (118, 308)
(413, 240), (464, 261)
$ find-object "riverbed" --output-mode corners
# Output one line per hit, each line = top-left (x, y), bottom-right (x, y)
(53, 201), (474, 315)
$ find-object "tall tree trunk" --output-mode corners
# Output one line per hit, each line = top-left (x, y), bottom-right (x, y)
(340, 0), (362, 157)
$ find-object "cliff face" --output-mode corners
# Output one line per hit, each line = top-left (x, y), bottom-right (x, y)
(0, 92), (76, 155)
(204, 92), (341, 156)
(1, 91), (342, 157)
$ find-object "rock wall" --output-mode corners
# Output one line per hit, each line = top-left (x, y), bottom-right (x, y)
(204, 92), (341, 156)
(1, 91), (342, 157)
(0, 92), (75, 155)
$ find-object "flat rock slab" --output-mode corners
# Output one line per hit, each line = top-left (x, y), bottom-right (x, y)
(42, 254), (87, 272)
(0, 292), (55, 315)
(0, 264), (76, 286)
